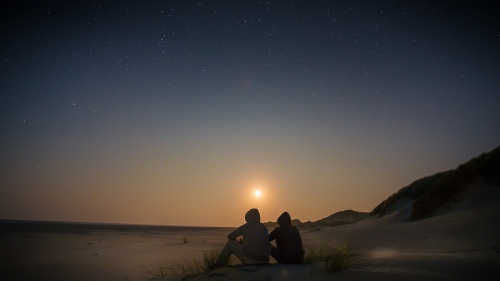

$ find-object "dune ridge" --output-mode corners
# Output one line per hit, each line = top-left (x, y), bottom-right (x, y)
(371, 145), (500, 220)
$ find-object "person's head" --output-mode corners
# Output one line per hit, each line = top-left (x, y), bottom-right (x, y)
(245, 208), (261, 223)
(277, 212), (292, 226)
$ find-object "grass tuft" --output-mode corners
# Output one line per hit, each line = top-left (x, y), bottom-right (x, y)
(145, 245), (352, 279)
(144, 250), (227, 279)
(304, 244), (351, 273)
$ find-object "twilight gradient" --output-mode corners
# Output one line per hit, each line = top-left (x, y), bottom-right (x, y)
(1, 1), (499, 226)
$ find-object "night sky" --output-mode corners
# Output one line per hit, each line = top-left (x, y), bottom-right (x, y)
(1, 1), (499, 226)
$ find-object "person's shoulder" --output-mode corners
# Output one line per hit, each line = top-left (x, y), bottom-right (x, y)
(246, 221), (264, 228)
(271, 226), (284, 233)
(234, 222), (250, 230)
(281, 225), (299, 233)
(258, 222), (269, 228)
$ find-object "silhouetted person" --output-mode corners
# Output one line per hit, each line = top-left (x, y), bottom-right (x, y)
(215, 209), (270, 266)
(269, 212), (305, 264)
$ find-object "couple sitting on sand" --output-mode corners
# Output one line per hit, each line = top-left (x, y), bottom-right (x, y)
(215, 208), (304, 267)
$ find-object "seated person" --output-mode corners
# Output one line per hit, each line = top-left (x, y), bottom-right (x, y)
(269, 212), (305, 264)
(215, 208), (270, 266)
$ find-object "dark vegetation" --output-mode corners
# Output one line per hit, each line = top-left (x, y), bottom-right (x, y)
(146, 244), (352, 280)
(371, 145), (500, 220)
(305, 244), (352, 273)
(144, 250), (224, 278)
(370, 172), (447, 218)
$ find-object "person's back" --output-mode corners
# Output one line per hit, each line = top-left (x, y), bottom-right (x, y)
(216, 209), (270, 266)
(269, 212), (305, 264)
(228, 209), (270, 260)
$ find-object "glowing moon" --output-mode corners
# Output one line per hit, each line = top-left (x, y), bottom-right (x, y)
(254, 190), (262, 197)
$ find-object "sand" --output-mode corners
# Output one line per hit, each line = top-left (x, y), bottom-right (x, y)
(1, 184), (499, 281)
(167, 184), (500, 281)
(0, 226), (233, 281)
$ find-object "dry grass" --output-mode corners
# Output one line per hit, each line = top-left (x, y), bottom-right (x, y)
(144, 250), (240, 279)
(144, 244), (352, 279)
(144, 250), (219, 279)
(304, 244), (352, 273)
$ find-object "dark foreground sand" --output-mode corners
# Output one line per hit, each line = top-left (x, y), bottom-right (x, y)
(1, 184), (499, 281)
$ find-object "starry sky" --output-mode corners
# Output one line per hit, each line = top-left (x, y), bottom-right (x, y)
(1, 1), (499, 227)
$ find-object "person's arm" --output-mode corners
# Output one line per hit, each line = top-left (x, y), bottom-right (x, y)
(293, 226), (302, 238)
(227, 224), (245, 240)
(269, 227), (277, 242)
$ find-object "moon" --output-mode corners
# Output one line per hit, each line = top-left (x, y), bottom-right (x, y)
(254, 190), (262, 197)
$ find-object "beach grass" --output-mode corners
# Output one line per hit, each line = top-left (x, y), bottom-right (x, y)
(304, 244), (352, 273)
(145, 250), (239, 279)
(144, 250), (218, 279)
(144, 244), (351, 279)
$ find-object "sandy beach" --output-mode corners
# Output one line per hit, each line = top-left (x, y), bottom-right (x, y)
(0, 225), (234, 281)
(178, 183), (500, 281)
(1, 183), (499, 281)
